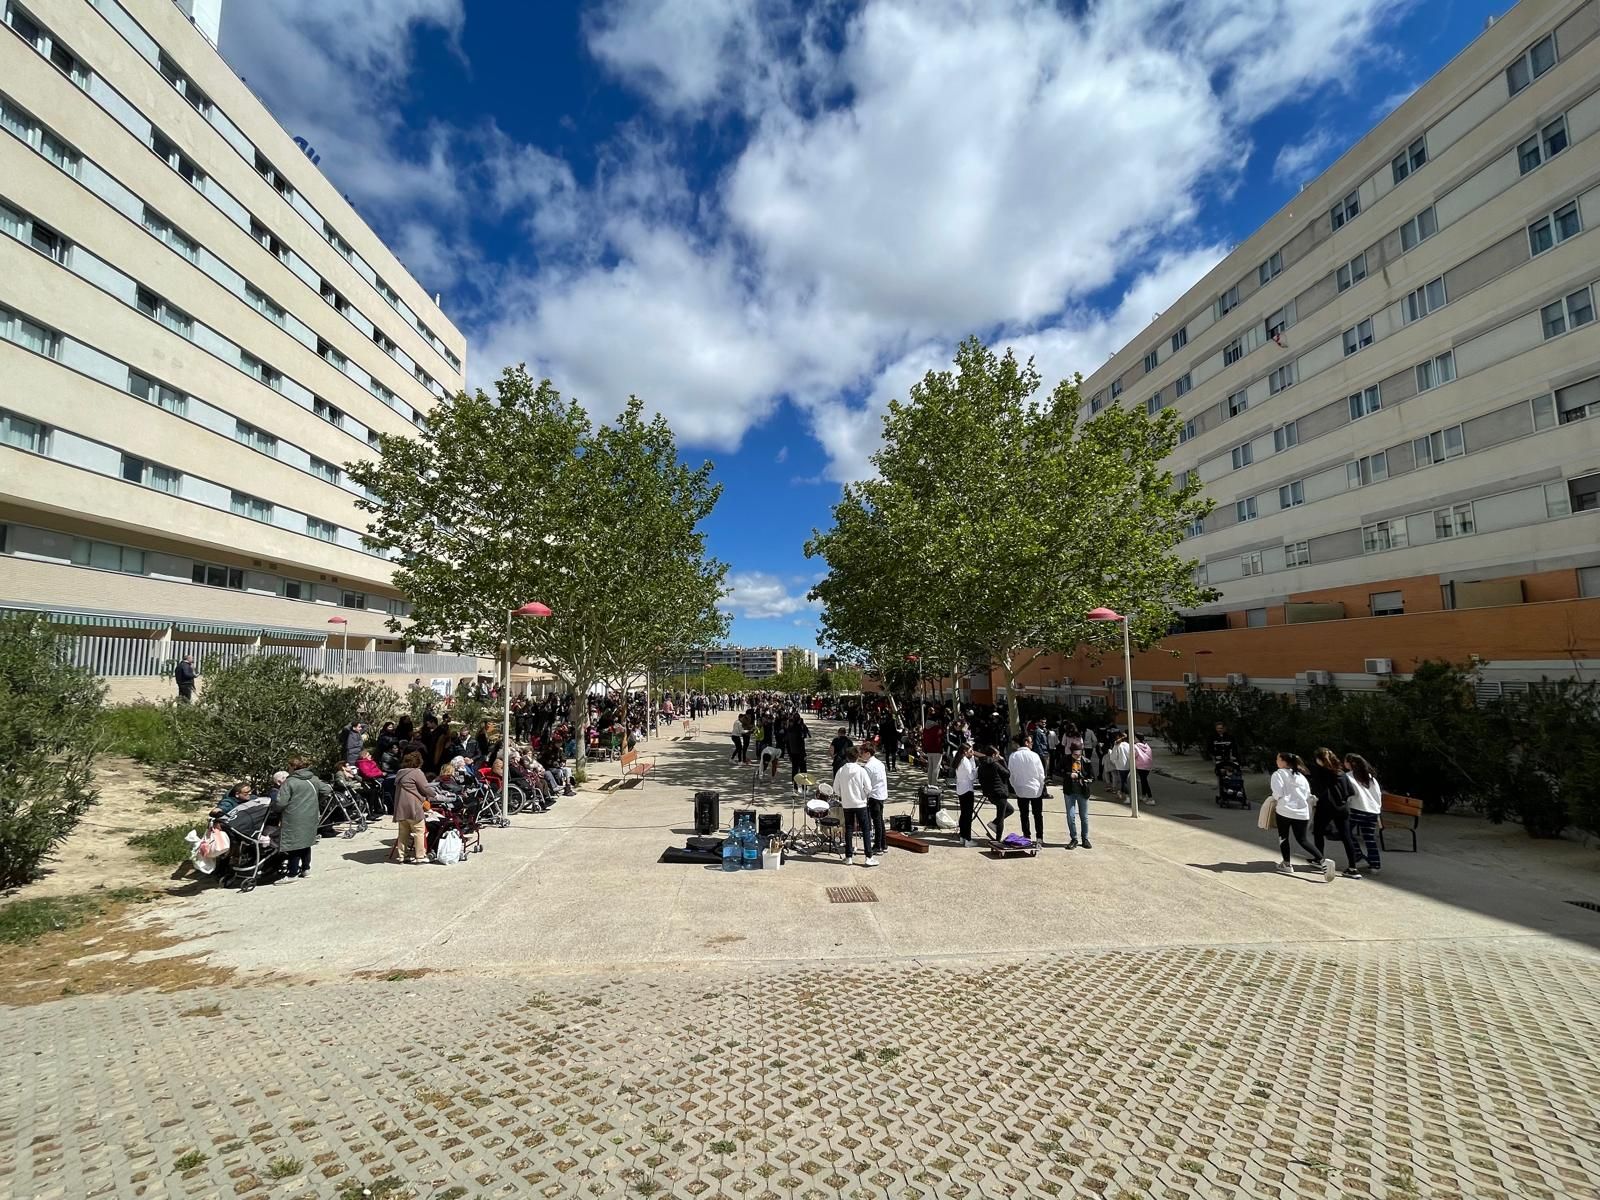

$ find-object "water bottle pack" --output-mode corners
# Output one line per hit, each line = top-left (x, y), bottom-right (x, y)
(721, 813), (764, 872)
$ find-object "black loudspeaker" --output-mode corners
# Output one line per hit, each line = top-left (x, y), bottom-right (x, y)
(918, 785), (943, 828)
(694, 791), (720, 836)
(758, 813), (782, 839)
(889, 814), (914, 834)
(733, 807), (756, 829)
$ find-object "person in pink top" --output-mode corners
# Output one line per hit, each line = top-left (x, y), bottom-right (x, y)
(1133, 733), (1155, 805)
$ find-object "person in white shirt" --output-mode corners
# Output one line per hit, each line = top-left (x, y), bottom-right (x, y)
(952, 742), (979, 847)
(861, 740), (889, 857)
(1342, 752), (1384, 873)
(1106, 734), (1132, 801)
(833, 745), (879, 866)
(1006, 734), (1048, 845)
(1269, 752), (1328, 877)
(1080, 726), (1099, 780)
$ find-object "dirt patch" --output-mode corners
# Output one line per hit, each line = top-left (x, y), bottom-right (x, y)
(352, 967), (436, 982)
(0, 889), (236, 1007)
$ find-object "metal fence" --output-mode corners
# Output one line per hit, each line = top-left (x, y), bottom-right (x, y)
(60, 634), (168, 678)
(56, 633), (478, 679)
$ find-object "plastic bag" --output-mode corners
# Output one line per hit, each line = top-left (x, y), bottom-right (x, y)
(436, 830), (464, 865)
(934, 808), (958, 831)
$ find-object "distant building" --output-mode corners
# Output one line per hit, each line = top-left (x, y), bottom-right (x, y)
(666, 645), (819, 680)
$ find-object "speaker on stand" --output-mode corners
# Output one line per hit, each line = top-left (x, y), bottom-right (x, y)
(693, 790), (720, 836)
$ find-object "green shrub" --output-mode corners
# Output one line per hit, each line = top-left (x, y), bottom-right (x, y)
(0, 615), (106, 887)
(127, 822), (204, 866)
(99, 701), (191, 765)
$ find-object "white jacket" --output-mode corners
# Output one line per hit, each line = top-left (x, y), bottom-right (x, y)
(1270, 768), (1312, 820)
(1345, 772), (1382, 814)
(833, 761), (872, 810)
(1107, 742), (1131, 771)
(1007, 747), (1046, 799)
(953, 753), (979, 796)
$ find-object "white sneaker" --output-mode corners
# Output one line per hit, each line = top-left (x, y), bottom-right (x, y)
(1320, 858), (1336, 882)
(864, 856), (880, 867)
(960, 839), (974, 848)
(1276, 862), (1295, 875)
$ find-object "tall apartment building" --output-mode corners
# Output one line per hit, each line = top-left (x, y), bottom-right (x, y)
(668, 645), (820, 680)
(0, 0), (476, 698)
(1017, 0), (1600, 712)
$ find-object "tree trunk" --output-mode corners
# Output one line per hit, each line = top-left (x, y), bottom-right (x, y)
(1003, 657), (1021, 741)
(568, 683), (590, 771)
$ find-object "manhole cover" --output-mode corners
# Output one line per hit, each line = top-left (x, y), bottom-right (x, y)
(1567, 900), (1600, 913)
(1172, 813), (1214, 822)
(827, 885), (879, 904)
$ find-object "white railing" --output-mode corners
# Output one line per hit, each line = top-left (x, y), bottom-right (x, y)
(54, 634), (478, 679)
(321, 649), (478, 676)
(61, 634), (168, 677)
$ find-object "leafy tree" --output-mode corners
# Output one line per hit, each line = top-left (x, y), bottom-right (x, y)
(0, 616), (105, 887)
(829, 665), (865, 694)
(349, 368), (727, 766)
(808, 336), (1214, 736)
(768, 657), (820, 696)
(1482, 679), (1600, 837)
(700, 664), (752, 695)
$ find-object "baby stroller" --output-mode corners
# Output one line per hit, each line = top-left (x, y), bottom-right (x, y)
(320, 777), (369, 839)
(217, 797), (280, 892)
(1215, 759), (1248, 808)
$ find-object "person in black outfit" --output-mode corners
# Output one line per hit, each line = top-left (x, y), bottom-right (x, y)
(1210, 723), (1235, 770)
(785, 710), (810, 780)
(1308, 746), (1362, 877)
(878, 713), (900, 772)
(174, 655), (196, 703)
(976, 744), (1011, 840)
(829, 728), (854, 778)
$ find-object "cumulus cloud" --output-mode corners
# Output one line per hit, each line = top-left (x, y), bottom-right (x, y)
(719, 571), (820, 620)
(1272, 129), (1341, 189)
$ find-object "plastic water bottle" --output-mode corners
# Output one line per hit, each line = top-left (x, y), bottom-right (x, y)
(722, 836), (740, 872)
(742, 822), (760, 870)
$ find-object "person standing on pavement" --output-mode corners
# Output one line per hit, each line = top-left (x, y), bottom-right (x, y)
(1106, 733), (1132, 802)
(1007, 733), (1048, 846)
(174, 654), (197, 703)
(1309, 747), (1362, 878)
(1343, 753), (1384, 875)
(976, 744), (1011, 841)
(1064, 749), (1092, 849)
(271, 756), (329, 881)
(1133, 733), (1155, 806)
(833, 743), (879, 867)
(1270, 752), (1328, 878)
(878, 711), (901, 773)
(1080, 724), (1098, 782)
(861, 739), (889, 858)
(389, 751), (432, 864)
(785, 709), (810, 782)
(952, 742), (979, 847)
(921, 712), (945, 784)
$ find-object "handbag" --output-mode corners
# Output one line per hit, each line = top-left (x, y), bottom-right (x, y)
(1256, 796), (1277, 831)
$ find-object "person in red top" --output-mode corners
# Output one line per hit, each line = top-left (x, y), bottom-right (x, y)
(921, 708), (946, 785)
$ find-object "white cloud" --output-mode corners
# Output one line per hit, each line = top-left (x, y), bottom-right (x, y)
(775, 445), (789, 463)
(720, 571), (819, 619)
(1374, 81), (1421, 120)
(1272, 129), (1341, 189)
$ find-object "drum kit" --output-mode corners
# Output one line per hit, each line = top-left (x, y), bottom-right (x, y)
(785, 772), (844, 854)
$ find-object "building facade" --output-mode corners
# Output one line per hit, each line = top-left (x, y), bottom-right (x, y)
(0, 0), (479, 697)
(1021, 0), (1600, 713)
(668, 645), (820, 680)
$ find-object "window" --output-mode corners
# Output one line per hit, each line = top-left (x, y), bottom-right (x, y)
(1370, 590), (1404, 617)
(1216, 285), (1240, 317)
(1529, 201), (1582, 255)
(192, 562), (244, 590)
(1245, 608), (1268, 629)
(317, 338), (347, 370)
(1146, 394), (1163, 416)
(1362, 519), (1407, 553)
(1532, 393), (1557, 430)
(1572, 474), (1600, 513)
(1434, 502), (1475, 539)
(374, 330), (398, 356)
(1184, 518), (1205, 538)
(0, 305), (59, 357)
(1, 199), (69, 264)
(1236, 497), (1258, 522)
(1348, 384), (1381, 421)
(158, 51), (211, 114)
(309, 456), (340, 484)
(120, 454), (179, 494)
(369, 378), (397, 406)
(321, 281), (350, 316)
(6, 3), (90, 88)
(140, 206), (196, 261)
(367, 429), (381, 449)
(128, 370), (186, 415)
(1414, 424), (1465, 467)
(283, 579), (308, 601)
(1179, 419), (1196, 444)
(1143, 348), (1159, 373)
(240, 352), (282, 390)
(1257, 251), (1282, 285)
(385, 597), (411, 617)
(340, 590), (366, 610)
(249, 218), (288, 261)
(1265, 309), (1286, 342)
(1414, 351), (1455, 392)
(71, 538), (143, 575)
(1337, 252), (1367, 293)
(323, 221), (353, 259)
(1268, 363), (1295, 394)
(1279, 480), (1304, 508)
(0, 409), (46, 452)
(233, 420), (278, 456)
(229, 491), (273, 522)
(1227, 390), (1248, 418)
(1171, 326), (1187, 352)
(254, 150), (294, 200)
(1230, 442), (1253, 470)
(1342, 318), (1374, 355)
(314, 397), (345, 428)
(377, 277), (401, 307)
(150, 129), (205, 189)
(1399, 205), (1437, 251)
(307, 517), (338, 542)
(1330, 190), (1360, 230)
(1285, 540), (1311, 568)
(1175, 373), (1191, 397)
(1110, 379), (1123, 399)
(1507, 33), (1557, 96)
(1403, 277), (1446, 323)
(1542, 288), (1596, 339)
(135, 287), (193, 338)
(1241, 550), (1264, 577)
(1519, 115), (1569, 175)
(1348, 452), (1388, 488)
(1223, 338), (1242, 366)
(1273, 421), (1298, 452)
(1391, 137), (1427, 184)
(245, 284), (285, 326)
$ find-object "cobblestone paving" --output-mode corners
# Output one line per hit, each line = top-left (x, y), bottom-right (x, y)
(5, 938), (1600, 1200)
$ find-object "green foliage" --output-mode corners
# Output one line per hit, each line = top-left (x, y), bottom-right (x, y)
(0, 615), (106, 887)
(828, 665), (865, 694)
(405, 681), (443, 724)
(699, 664), (752, 695)
(807, 337), (1215, 736)
(768, 657), (820, 696)
(448, 680), (492, 733)
(0, 887), (148, 944)
(1480, 679), (1600, 838)
(98, 701), (190, 765)
(127, 822), (203, 866)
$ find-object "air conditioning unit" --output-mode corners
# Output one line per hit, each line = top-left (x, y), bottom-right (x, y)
(1226, 672), (1248, 686)
(1305, 669), (1334, 686)
(1102, 676), (1122, 689)
(1060, 676), (1073, 687)
(1365, 658), (1394, 675)
(1181, 672), (1198, 685)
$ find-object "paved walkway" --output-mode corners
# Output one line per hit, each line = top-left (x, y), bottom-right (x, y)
(4, 725), (1600, 1200)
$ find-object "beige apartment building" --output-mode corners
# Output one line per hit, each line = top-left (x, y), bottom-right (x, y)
(0, 0), (479, 698)
(1016, 0), (1600, 712)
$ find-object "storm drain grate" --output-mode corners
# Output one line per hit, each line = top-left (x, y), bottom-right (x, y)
(1567, 900), (1600, 913)
(1172, 813), (1215, 822)
(827, 886), (879, 904)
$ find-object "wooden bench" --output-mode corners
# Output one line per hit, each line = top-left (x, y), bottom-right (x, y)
(1380, 792), (1422, 852)
(620, 748), (656, 785)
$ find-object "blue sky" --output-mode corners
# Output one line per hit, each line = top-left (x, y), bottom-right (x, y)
(219, 0), (1504, 648)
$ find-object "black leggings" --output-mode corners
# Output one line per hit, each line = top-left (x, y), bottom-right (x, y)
(1313, 804), (1359, 869)
(1018, 794), (1044, 842)
(1276, 814), (1319, 865)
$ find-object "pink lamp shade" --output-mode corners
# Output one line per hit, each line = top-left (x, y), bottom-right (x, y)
(327, 616), (349, 625)
(1085, 607), (1123, 621)
(515, 602), (553, 617)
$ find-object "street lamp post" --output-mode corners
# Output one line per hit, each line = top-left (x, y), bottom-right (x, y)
(326, 616), (348, 684)
(502, 601), (552, 827)
(1087, 607), (1140, 818)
